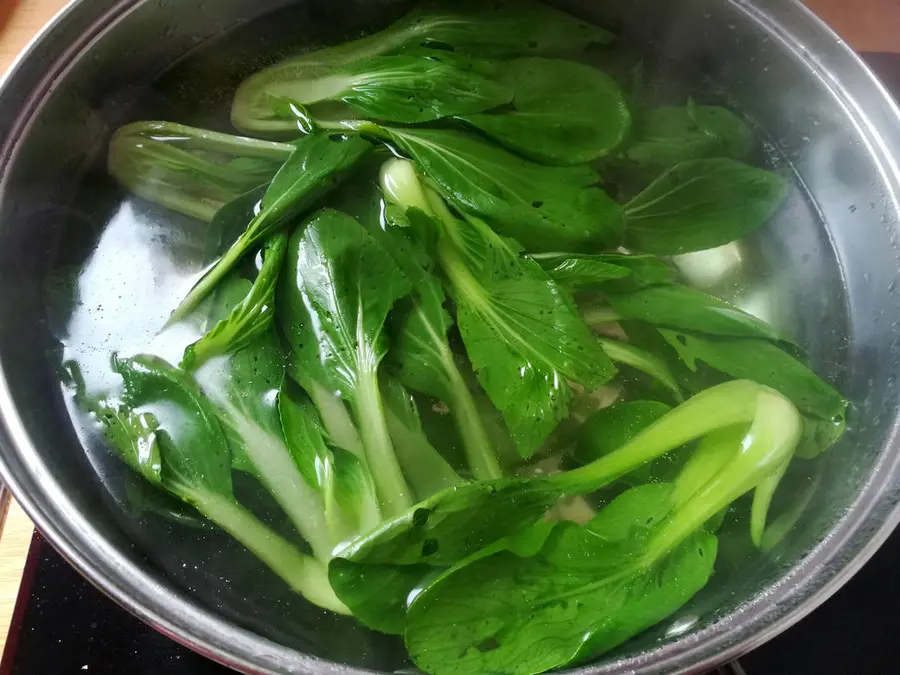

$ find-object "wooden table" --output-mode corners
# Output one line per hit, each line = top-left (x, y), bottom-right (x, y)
(0, 0), (897, 661)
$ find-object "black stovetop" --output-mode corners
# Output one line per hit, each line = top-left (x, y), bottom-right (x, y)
(3, 51), (900, 675)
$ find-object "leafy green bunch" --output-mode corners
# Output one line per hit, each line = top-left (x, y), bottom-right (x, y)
(87, 2), (848, 674)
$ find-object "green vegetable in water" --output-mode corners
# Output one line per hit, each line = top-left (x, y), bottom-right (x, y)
(363, 123), (624, 252)
(110, 354), (346, 612)
(531, 251), (676, 292)
(192, 332), (335, 562)
(574, 400), (672, 467)
(169, 132), (372, 323)
(659, 328), (847, 420)
(231, 0), (613, 134)
(107, 121), (293, 221)
(381, 160), (616, 455)
(381, 378), (464, 498)
(624, 158), (788, 255)
(278, 377), (382, 544)
(605, 283), (791, 344)
(378, 160), (503, 480)
(461, 57), (631, 165)
(182, 233), (289, 370)
(278, 209), (414, 516)
(595, 339), (683, 404)
(621, 99), (755, 172)
(405, 486), (717, 675)
(245, 53), (514, 126)
(64, 3), (852, 674)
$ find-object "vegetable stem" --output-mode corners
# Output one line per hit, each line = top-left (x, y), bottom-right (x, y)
(305, 379), (366, 459)
(169, 236), (249, 324)
(751, 455), (793, 547)
(597, 336), (683, 402)
(444, 360), (504, 481)
(581, 306), (622, 325)
(643, 388), (801, 564)
(180, 486), (349, 614)
(384, 406), (463, 498)
(355, 369), (414, 516)
(551, 380), (767, 492)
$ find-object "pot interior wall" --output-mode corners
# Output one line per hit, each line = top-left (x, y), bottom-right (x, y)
(0, 0), (898, 672)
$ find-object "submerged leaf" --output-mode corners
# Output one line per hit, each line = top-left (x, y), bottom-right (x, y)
(575, 400), (672, 466)
(90, 401), (163, 486)
(624, 158), (787, 255)
(114, 354), (233, 499)
(463, 58), (631, 165)
(623, 100), (754, 171)
(534, 252), (675, 292)
(108, 121), (292, 222)
(606, 284), (790, 344)
(279, 209), (412, 401)
(660, 328), (847, 420)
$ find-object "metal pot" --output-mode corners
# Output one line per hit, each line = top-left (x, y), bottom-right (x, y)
(1, 0), (899, 673)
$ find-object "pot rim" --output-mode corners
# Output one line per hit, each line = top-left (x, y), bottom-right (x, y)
(1, 0), (900, 673)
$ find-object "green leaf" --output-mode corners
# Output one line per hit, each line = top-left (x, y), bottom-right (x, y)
(232, 0), (613, 134)
(623, 100), (754, 171)
(462, 58), (630, 165)
(440, 215), (616, 455)
(90, 401), (163, 486)
(329, 558), (433, 635)
(170, 133), (372, 322)
(279, 208), (411, 405)
(333, 380), (804, 637)
(534, 257), (630, 288)
(575, 400), (672, 466)
(183, 233), (288, 370)
(202, 185), (268, 264)
(659, 329), (847, 420)
(372, 125), (624, 252)
(108, 121), (293, 222)
(533, 252), (676, 292)
(329, 519), (555, 637)
(404, 484), (717, 675)
(606, 284), (789, 343)
(114, 354), (233, 499)
(624, 159), (787, 255)
(278, 209), (414, 515)
(278, 376), (329, 489)
(99, 356), (345, 613)
(795, 414), (846, 460)
(334, 478), (559, 567)
(376, 206), (457, 404)
(329, 519), (556, 637)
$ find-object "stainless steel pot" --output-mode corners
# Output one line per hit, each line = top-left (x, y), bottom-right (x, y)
(1, 0), (900, 673)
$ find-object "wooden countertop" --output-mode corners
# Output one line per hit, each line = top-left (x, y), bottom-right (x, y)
(0, 0), (897, 661)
